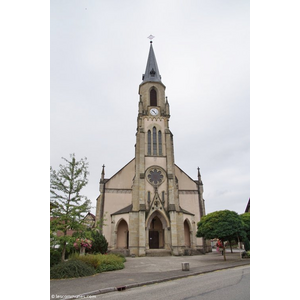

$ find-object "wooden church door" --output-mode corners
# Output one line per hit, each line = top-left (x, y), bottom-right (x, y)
(149, 231), (159, 249)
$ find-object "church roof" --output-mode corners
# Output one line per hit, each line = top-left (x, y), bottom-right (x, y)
(111, 204), (133, 216)
(179, 206), (195, 216)
(142, 42), (162, 83)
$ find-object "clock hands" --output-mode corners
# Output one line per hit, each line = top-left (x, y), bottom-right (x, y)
(150, 108), (158, 116)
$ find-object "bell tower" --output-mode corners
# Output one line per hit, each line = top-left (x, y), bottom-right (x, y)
(129, 41), (183, 256)
(96, 40), (210, 257)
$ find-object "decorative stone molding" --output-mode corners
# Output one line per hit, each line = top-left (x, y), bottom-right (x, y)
(179, 190), (198, 194)
(167, 173), (173, 179)
(105, 188), (132, 194)
(168, 204), (176, 211)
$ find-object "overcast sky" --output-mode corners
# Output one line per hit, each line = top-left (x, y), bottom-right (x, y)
(50, 0), (250, 215)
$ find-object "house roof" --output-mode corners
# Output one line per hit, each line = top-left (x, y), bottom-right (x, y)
(84, 212), (95, 220)
(245, 198), (250, 213)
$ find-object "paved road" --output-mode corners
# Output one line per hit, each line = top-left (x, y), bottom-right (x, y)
(95, 265), (250, 300)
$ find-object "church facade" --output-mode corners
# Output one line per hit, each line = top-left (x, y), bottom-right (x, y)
(96, 42), (211, 256)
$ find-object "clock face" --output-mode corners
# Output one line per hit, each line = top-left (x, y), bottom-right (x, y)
(150, 108), (159, 116)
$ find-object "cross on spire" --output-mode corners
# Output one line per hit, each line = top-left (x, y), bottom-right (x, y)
(148, 35), (155, 43)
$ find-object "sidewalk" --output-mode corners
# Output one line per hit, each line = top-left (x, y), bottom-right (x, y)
(50, 250), (250, 299)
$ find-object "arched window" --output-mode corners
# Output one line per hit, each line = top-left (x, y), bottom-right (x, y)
(147, 130), (151, 155)
(158, 130), (162, 155)
(153, 127), (157, 155)
(150, 89), (157, 106)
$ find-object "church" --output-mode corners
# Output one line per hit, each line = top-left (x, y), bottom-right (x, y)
(95, 42), (211, 256)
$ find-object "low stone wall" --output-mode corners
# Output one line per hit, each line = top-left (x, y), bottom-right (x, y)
(108, 249), (130, 257)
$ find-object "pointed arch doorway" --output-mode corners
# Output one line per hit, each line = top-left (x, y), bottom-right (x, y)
(184, 219), (191, 247)
(146, 206), (171, 252)
(116, 219), (129, 249)
(147, 210), (170, 249)
(149, 216), (164, 249)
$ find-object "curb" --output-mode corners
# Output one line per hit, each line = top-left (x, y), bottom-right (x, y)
(65, 260), (250, 299)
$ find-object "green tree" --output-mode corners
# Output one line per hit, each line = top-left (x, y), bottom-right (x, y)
(89, 229), (108, 254)
(196, 210), (246, 261)
(240, 212), (250, 251)
(240, 212), (250, 241)
(50, 154), (91, 262)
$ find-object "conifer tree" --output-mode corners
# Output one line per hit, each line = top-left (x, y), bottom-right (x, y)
(50, 154), (91, 262)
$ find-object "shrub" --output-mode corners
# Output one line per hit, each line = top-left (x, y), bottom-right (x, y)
(69, 253), (101, 269)
(90, 231), (108, 254)
(73, 238), (92, 250)
(242, 251), (250, 258)
(50, 259), (95, 279)
(69, 253), (125, 273)
(244, 238), (250, 251)
(111, 253), (126, 263)
(96, 254), (125, 273)
(50, 248), (61, 267)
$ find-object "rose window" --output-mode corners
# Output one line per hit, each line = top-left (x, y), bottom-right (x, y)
(147, 169), (164, 185)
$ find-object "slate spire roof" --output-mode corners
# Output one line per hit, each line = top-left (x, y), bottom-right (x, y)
(142, 42), (162, 83)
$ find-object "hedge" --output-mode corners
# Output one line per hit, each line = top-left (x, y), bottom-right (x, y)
(50, 259), (95, 279)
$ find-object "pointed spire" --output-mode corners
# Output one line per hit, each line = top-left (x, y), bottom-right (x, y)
(100, 164), (105, 182)
(142, 42), (162, 83)
(197, 167), (203, 185)
(165, 96), (170, 115)
(138, 95), (143, 114)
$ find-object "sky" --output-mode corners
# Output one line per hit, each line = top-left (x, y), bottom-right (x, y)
(50, 0), (250, 215)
